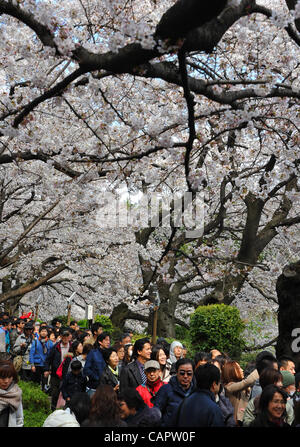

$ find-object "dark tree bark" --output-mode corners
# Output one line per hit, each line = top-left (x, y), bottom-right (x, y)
(276, 260), (300, 371)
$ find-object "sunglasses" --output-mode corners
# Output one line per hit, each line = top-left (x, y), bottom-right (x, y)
(178, 370), (193, 376)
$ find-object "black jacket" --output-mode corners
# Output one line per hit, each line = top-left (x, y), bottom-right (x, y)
(44, 341), (72, 376)
(99, 365), (119, 390)
(125, 405), (162, 427)
(120, 360), (143, 391)
(61, 371), (87, 400)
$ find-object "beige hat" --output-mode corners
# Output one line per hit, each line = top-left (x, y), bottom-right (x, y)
(144, 360), (160, 370)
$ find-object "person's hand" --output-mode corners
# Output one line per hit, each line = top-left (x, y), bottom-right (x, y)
(114, 384), (120, 392)
(44, 371), (50, 378)
(31, 366), (36, 372)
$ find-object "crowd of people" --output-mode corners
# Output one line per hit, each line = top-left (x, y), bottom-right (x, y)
(1, 310), (300, 428)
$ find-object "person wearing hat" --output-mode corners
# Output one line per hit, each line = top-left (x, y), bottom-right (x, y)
(12, 322), (35, 381)
(281, 370), (296, 399)
(136, 360), (167, 408)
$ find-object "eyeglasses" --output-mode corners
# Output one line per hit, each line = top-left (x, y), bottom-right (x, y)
(178, 370), (193, 376)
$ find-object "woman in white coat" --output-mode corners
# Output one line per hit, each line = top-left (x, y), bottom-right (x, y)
(0, 360), (23, 427)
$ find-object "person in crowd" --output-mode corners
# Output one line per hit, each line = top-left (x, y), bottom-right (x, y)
(0, 319), (11, 354)
(43, 392), (91, 427)
(118, 388), (161, 427)
(176, 363), (225, 427)
(83, 331), (111, 396)
(0, 360), (23, 427)
(278, 356), (296, 375)
(119, 333), (132, 346)
(293, 372), (300, 405)
(151, 344), (172, 383)
(68, 342), (92, 373)
(136, 360), (166, 407)
(194, 351), (211, 369)
(249, 384), (290, 427)
(82, 384), (127, 427)
(99, 347), (120, 393)
(153, 358), (196, 427)
(112, 342), (125, 373)
(29, 325), (54, 390)
(120, 338), (152, 391)
(13, 322), (35, 382)
(84, 322), (103, 346)
(210, 349), (223, 359)
(210, 357), (236, 426)
(243, 367), (295, 426)
(9, 318), (25, 350)
(249, 351), (278, 399)
(123, 343), (134, 366)
(69, 321), (79, 335)
(44, 329), (73, 410)
(61, 360), (87, 404)
(167, 341), (183, 374)
(281, 370), (296, 399)
(222, 359), (259, 425)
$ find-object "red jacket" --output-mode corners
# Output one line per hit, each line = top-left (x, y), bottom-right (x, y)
(136, 379), (166, 408)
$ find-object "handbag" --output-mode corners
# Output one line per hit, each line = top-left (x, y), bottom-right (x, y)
(13, 355), (23, 373)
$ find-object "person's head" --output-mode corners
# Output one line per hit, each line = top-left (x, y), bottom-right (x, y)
(16, 318), (25, 331)
(96, 332), (110, 350)
(71, 340), (84, 356)
(112, 342), (125, 362)
(70, 321), (79, 331)
(60, 330), (71, 344)
(151, 344), (167, 368)
(90, 385), (121, 422)
(175, 358), (194, 390)
(118, 388), (145, 419)
(170, 341), (183, 361)
(255, 351), (278, 375)
(68, 392), (91, 425)
(82, 343), (93, 357)
(124, 343), (133, 364)
(0, 361), (18, 390)
(102, 348), (119, 370)
(221, 360), (244, 384)
(132, 338), (151, 363)
(281, 370), (296, 397)
(194, 351), (211, 369)
(49, 331), (56, 342)
(210, 349), (222, 360)
(259, 367), (283, 389)
(91, 322), (103, 337)
(278, 356), (296, 375)
(144, 360), (161, 383)
(258, 384), (287, 422)
(39, 326), (49, 339)
(24, 322), (34, 336)
(71, 360), (83, 375)
(195, 363), (221, 395)
(120, 333), (131, 346)
(51, 318), (62, 328)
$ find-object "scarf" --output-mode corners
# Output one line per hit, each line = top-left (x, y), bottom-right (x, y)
(145, 378), (163, 397)
(0, 383), (22, 412)
(108, 365), (119, 377)
(39, 336), (49, 354)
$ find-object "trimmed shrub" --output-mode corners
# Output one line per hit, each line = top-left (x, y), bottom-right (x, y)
(189, 304), (246, 359)
(19, 380), (51, 427)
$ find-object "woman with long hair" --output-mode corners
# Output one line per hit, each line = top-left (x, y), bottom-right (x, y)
(222, 359), (258, 426)
(151, 344), (171, 383)
(250, 384), (290, 427)
(82, 384), (126, 426)
(0, 361), (23, 427)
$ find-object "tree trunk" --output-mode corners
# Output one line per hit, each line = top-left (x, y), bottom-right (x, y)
(275, 260), (300, 371)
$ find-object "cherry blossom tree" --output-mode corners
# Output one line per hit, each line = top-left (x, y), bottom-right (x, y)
(0, 0), (300, 338)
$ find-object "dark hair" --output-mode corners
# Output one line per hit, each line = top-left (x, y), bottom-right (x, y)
(118, 388), (145, 411)
(278, 356), (294, 369)
(257, 356), (278, 376)
(194, 351), (211, 367)
(120, 333), (131, 342)
(71, 340), (83, 356)
(39, 326), (49, 335)
(123, 343), (133, 365)
(83, 343), (93, 355)
(0, 361), (18, 383)
(259, 367), (283, 389)
(70, 321), (77, 326)
(91, 322), (103, 335)
(195, 363), (220, 390)
(68, 392), (91, 425)
(71, 360), (82, 371)
(151, 344), (167, 367)
(102, 347), (117, 364)
(112, 342), (125, 353)
(132, 338), (150, 360)
(256, 384), (287, 425)
(90, 385), (121, 422)
(175, 358), (194, 372)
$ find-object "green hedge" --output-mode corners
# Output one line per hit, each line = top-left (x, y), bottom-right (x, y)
(19, 380), (51, 427)
(189, 304), (246, 359)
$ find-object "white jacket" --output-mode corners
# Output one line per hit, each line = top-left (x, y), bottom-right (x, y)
(42, 408), (80, 427)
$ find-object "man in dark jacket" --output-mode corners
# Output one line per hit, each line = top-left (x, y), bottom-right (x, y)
(120, 338), (151, 391)
(61, 360), (87, 403)
(83, 331), (110, 395)
(153, 358), (196, 427)
(176, 363), (225, 427)
(44, 329), (72, 410)
(118, 388), (161, 427)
